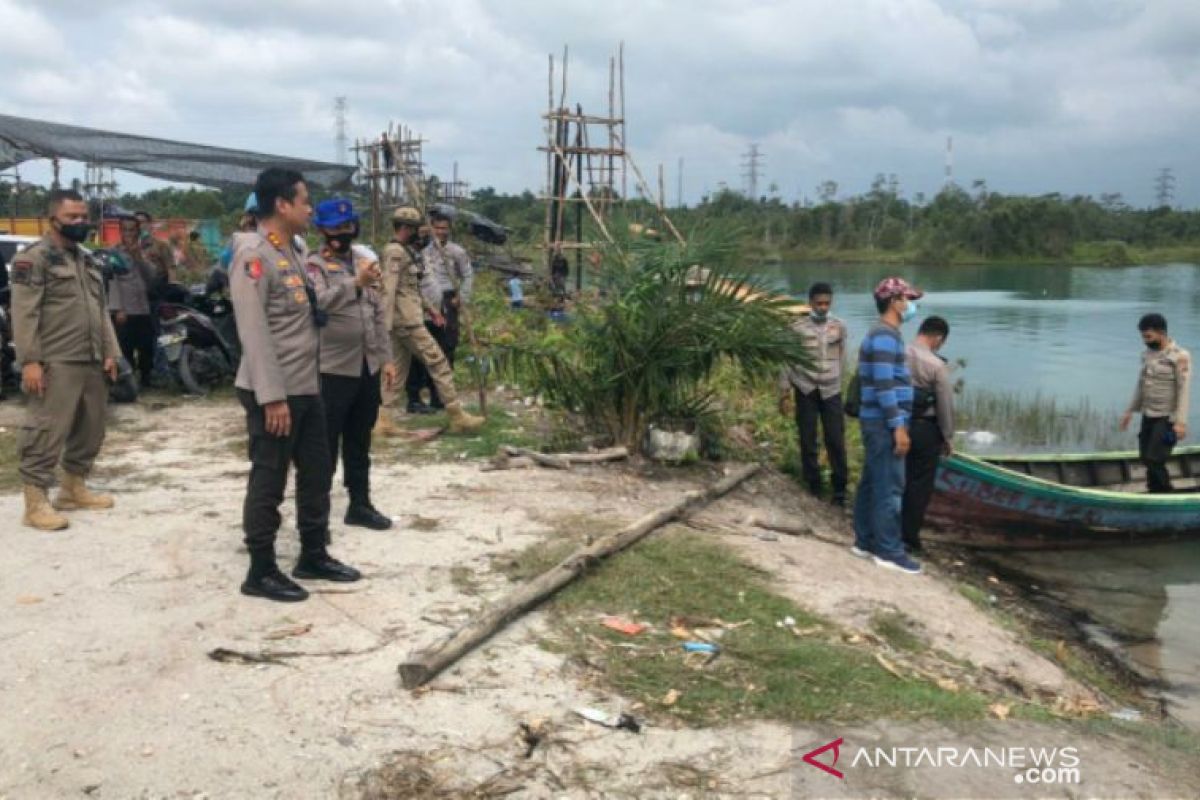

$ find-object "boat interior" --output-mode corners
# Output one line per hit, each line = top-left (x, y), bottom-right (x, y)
(984, 448), (1200, 494)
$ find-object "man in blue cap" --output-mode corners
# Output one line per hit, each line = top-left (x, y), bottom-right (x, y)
(307, 198), (397, 530)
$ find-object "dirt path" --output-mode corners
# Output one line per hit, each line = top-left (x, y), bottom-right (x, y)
(1, 401), (1196, 798)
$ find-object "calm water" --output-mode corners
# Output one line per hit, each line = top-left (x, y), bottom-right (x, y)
(761, 261), (1200, 437)
(767, 261), (1200, 729)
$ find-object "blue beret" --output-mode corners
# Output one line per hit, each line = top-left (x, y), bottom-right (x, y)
(313, 198), (359, 229)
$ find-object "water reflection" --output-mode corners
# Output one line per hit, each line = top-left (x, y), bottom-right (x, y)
(983, 543), (1200, 730)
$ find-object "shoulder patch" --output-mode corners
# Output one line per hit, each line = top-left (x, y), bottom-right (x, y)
(245, 258), (263, 280)
(11, 258), (33, 285)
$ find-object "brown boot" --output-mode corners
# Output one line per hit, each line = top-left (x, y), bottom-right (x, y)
(54, 472), (114, 511)
(23, 485), (69, 531)
(446, 402), (485, 434)
(373, 410), (401, 437)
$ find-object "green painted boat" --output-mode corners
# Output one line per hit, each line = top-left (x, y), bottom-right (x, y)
(926, 445), (1200, 548)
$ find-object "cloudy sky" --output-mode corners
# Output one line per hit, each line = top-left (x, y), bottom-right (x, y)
(1, 0), (1197, 206)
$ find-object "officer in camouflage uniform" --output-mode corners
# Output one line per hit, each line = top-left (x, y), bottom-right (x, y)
(307, 198), (396, 530)
(380, 206), (484, 434)
(1120, 313), (1192, 493)
(230, 168), (361, 603)
(10, 189), (120, 530)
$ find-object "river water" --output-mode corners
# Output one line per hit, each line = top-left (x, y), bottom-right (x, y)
(766, 260), (1200, 728)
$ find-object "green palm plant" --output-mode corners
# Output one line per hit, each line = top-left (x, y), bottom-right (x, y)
(499, 228), (812, 452)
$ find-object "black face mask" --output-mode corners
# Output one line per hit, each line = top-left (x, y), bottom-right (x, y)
(55, 219), (93, 244)
(325, 232), (355, 252)
(1147, 340), (1164, 351)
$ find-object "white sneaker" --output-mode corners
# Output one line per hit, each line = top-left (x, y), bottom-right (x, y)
(873, 553), (923, 575)
(850, 545), (872, 559)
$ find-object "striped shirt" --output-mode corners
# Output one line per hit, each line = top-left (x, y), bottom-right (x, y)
(858, 322), (912, 429)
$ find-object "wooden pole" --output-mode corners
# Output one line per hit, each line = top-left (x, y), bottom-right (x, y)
(549, 140), (616, 247)
(615, 133), (685, 245)
(397, 464), (761, 688)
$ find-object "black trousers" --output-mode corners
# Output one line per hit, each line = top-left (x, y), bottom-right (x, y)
(902, 418), (944, 547)
(238, 390), (331, 558)
(321, 362), (381, 502)
(407, 301), (459, 405)
(794, 388), (848, 496)
(114, 313), (155, 383)
(1139, 416), (1176, 493)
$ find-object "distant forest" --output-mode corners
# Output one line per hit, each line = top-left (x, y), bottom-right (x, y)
(4, 175), (1198, 265)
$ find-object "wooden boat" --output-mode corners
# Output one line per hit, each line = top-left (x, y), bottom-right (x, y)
(926, 445), (1200, 548)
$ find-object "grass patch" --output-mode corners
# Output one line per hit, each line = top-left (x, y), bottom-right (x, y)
(448, 565), (484, 596)
(0, 427), (20, 492)
(492, 512), (624, 582)
(541, 529), (989, 725)
(387, 402), (547, 461)
(1027, 636), (1144, 709)
(870, 610), (927, 653)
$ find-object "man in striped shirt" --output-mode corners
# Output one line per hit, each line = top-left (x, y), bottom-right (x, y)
(852, 276), (924, 575)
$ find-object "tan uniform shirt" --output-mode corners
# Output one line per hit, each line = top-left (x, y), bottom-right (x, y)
(421, 240), (474, 307)
(10, 234), (121, 365)
(906, 341), (956, 442)
(230, 230), (319, 404)
(781, 315), (848, 399)
(106, 244), (157, 316)
(305, 248), (393, 378)
(381, 239), (434, 331)
(1128, 340), (1191, 422)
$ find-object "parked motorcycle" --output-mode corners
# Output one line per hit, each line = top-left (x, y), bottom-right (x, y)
(157, 284), (237, 395)
(0, 286), (16, 400)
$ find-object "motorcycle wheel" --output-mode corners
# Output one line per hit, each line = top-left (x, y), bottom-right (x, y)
(178, 343), (230, 396)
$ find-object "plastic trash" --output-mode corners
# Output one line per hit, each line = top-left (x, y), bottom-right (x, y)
(682, 641), (719, 655)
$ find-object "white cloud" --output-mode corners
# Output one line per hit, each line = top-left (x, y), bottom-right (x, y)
(0, 0), (1196, 206)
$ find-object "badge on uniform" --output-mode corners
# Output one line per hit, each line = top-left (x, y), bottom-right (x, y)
(245, 258), (263, 280)
(11, 258), (33, 284)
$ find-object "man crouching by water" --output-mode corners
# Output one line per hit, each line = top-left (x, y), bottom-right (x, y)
(1120, 313), (1191, 493)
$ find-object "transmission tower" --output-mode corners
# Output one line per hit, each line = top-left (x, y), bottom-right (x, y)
(334, 96), (348, 165)
(741, 143), (763, 200)
(1154, 167), (1175, 208)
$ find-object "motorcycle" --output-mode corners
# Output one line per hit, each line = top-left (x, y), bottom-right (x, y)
(156, 283), (237, 395)
(0, 286), (16, 400)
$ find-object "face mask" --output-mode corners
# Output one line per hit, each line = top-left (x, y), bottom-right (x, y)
(325, 232), (355, 252)
(810, 309), (828, 322)
(900, 299), (918, 324)
(55, 220), (93, 243)
(1147, 339), (1164, 351)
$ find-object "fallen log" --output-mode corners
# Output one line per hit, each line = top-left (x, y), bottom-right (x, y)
(502, 445), (570, 470)
(397, 463), (761, 688)
(746, 514), (844, 547)
(485, 447), (629, 472)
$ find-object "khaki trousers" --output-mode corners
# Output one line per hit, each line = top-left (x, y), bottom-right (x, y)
(385, 325), (457, 408)
(19, 362), (109, 488)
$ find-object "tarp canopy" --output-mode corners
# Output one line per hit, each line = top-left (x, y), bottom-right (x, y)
(0, 114), (356, 189)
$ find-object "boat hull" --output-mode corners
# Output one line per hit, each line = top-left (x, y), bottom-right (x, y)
(926, 453), (1200, 549)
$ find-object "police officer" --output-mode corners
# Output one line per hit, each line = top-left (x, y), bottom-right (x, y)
(11, 189), (120, 531)
(381, 206), (484, 434)
(230, 168), (360, 602)
(108, 215), (159, 387)
(307, 199), (396, 530)
(902, 316), (955, 553)
(1120, 313), (1192, 493)
(414, 211), (475, 409)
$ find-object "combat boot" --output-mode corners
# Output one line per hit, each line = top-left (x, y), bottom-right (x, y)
(23, 485), (69, 531)
(54, 473), (115, 511)
(373, 410), (401, 437)
(446, 402), (485, 434)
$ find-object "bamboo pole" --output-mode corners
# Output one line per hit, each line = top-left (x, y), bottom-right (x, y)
(548, 139), (616, 246)
(397, 464), (761, 688)
(615, 132), (685, 245)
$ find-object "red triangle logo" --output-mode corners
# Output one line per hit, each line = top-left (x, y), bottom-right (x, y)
(802, 737), (845, 779)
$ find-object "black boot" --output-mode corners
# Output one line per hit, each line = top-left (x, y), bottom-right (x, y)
(293, 550), (362, 582)
(345, 496), (393, 530)
(241, 549), (308, 602)
(407, 398), (434, 415)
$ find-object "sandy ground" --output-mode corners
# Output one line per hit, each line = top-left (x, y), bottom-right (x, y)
(1, 399), (1198, 799)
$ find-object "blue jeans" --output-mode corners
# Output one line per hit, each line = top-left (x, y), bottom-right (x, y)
(853, 418), (906, 560)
